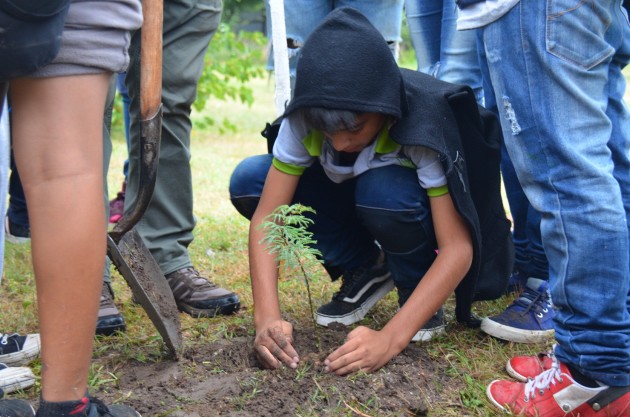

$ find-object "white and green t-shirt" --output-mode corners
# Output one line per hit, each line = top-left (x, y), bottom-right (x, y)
(272, 118), (449, 197)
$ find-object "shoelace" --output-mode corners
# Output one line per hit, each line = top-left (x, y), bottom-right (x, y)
(0, 333), (15, 346)
(515, 287), (551, 317)
(175, 268), (218, 290)
(523, 356), (562, 401)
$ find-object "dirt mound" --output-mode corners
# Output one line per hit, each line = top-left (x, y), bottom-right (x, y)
(102, 327), (462, 416)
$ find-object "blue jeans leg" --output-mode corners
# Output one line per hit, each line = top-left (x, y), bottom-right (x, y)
(405, 0), (483, 101)
(265, 0), (404, 75)
(354, 165), (436, 292)
(481, 0), (630, 386)
(501, 145), (548, 279)
(7, 149), (29, 228)
(229, 154), (377, 271)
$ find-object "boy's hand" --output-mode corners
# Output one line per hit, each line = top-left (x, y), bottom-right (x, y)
(254, 319), (299, 370)
(324, 326), (396, 375)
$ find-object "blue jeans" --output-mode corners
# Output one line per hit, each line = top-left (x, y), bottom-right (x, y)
(501, 146), (548, 279)
(265, 0), (404, 76)
(7, 149), (28, 229)
(229, 154), (437, 292)
(405, 0), (483, 101)
(478, 38), (549, 280)
(480, 0), (630, 386)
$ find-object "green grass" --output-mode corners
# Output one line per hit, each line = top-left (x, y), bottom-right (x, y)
(2, 66), (630, 416)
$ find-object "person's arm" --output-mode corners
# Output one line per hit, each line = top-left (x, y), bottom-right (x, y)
(324, 192), (473, 375)
(249, 165), (301, 369)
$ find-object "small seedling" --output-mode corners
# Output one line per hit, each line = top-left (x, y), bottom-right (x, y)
(259, 203), (323, 341)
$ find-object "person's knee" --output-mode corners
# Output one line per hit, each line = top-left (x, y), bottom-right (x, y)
(229, 154), (272, 219)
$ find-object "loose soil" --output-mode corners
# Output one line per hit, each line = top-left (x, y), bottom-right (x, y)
(94, 324), (468, 417)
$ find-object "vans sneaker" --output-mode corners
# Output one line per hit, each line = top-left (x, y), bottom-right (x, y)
(411, 308), (446, 342)
(36, 395), (141, 417)
(165, 267), (240, 317)
(0, 397), (35, 417)
(0, 363), (35, 394)
(507, 350), (555, 382)
(4, 216), (30, 244)
(315, 252), (393, 327)
(487, 360), (630, 416)
(96, 282), (126, 336)
(398, 288), (446, 342)
(481, 277), (555, 343)
(0, 333), (40, 366)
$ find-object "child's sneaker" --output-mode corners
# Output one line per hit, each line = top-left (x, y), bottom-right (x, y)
(481, 277), (555, 343)
(36, 395), (141, 417)
(0, 397), (35, 417)
(411, 308), (446, 342)
(506, 350), (556, 382)
(315, 251), (394, 326)
(487, 360), (630, 416)
(0, 333), (40, 366)
(398, 288), (446, 342)
(0, 363), (36, 394)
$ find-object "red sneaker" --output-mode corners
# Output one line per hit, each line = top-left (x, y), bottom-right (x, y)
(487, 361), (630, 416)
(506, 351), (555, 382)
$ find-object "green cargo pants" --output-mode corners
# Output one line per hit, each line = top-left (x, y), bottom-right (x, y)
(123, 0), (222, 275)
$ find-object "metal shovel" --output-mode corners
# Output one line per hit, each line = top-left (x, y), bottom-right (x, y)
(107, 0), (182, 357)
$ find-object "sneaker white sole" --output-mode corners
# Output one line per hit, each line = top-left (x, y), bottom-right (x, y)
(0, 366), (36, 394)
(315, 278), (395, 327)
(480, 318), (554, 344)
(0, 334), (40, 366)
(411, 324), (446, 343)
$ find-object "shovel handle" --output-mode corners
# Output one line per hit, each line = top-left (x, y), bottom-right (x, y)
(110, 0), (163, 241)
(140, 0), (163, 119)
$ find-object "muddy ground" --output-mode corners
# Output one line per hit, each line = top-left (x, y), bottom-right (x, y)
(93, 324), (468, 417)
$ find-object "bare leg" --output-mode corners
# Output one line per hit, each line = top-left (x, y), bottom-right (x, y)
(10, 73), (110, 402)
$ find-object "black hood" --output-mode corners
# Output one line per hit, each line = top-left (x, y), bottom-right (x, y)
(283, 7), (407, 119)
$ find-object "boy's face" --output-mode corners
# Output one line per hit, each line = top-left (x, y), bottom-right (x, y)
(325, 112), (386, 153)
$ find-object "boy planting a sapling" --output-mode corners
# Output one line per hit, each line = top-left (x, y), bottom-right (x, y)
(229, 7), (507, 375)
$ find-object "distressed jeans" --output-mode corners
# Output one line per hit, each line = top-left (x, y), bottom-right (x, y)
(480, 0), (630, 386)
(229, 154), (437, 292)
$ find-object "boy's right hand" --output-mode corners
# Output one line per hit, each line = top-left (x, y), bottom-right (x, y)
(254, 319), (299, 369)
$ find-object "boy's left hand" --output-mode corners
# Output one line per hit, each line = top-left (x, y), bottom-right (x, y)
(323, 326), (396, 375)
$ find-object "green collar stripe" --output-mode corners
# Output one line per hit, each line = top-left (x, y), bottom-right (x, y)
(301, 124), (399, 156)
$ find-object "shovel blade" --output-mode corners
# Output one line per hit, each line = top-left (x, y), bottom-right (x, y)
(107, 230), (182, 357)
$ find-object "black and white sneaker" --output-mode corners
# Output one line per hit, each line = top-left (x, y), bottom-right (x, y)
(411, 308), (446, 342)
(0, 396), (35, 417)
(0, 363), (35, 394)
(36, 395), (141, 417)
(315, 252), (394, 326)
(398, 288), (446, 342)
(0, 333), (40, 367)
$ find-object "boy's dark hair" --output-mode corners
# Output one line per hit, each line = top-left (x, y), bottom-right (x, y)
(291, 107), (362, 133)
